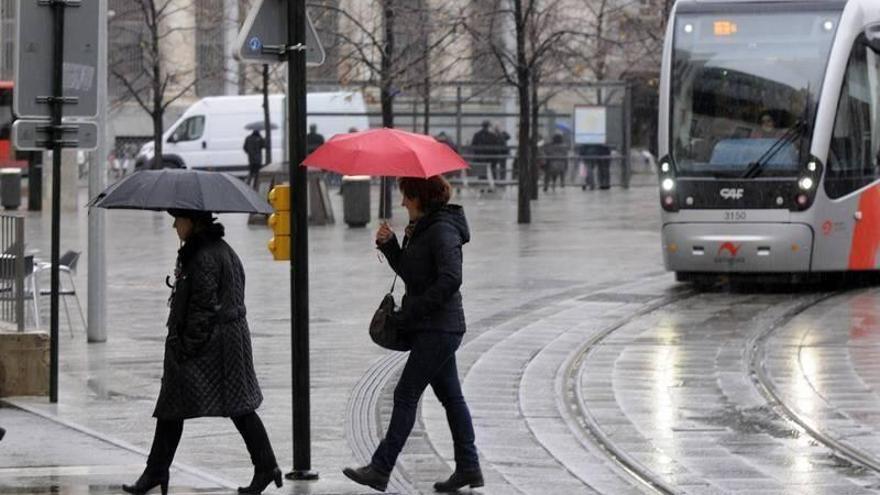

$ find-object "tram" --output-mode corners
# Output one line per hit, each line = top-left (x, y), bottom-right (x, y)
(658, 0), (880, 280)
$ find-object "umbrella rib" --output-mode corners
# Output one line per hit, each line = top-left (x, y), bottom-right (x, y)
(195, 170), (206, 211)
(142, 171), (165, 210)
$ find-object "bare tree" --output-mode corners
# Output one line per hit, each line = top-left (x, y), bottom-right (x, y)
(569, 0), (668, 101)
(109, 0), (231, 166)
(469, 0), (578, 224)
(308, 0), (464, 217)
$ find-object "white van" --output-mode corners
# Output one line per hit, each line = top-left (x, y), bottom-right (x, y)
(135, 91), (369, 173)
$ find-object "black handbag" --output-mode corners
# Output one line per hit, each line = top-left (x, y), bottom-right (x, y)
(369, 275), (411, 351)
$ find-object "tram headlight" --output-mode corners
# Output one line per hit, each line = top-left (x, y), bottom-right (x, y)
(660, 161), (670, 173)
(661, 178), (675, 191)
(799, 177), (814, 190)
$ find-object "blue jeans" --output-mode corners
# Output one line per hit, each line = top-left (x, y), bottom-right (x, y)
(371, 332), (479, 474)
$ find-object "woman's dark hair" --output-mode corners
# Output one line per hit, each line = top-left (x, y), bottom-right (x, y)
(398, 175), (452, 211)
(168, 209), (213, 225)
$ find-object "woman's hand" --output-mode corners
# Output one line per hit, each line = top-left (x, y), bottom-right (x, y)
(376, 221), (395, 245)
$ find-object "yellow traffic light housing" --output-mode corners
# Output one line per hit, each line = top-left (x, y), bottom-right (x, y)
(268, 184), (291, 260)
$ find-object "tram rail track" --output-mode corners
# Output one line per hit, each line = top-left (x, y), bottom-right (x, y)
(344, 273), (672, 494)
(746, 289), (880, 474)
(347, 275), (877, 495)
(561, 289), (696, 495)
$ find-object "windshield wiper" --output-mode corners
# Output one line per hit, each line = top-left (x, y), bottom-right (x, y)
(740, 120), (807, 179)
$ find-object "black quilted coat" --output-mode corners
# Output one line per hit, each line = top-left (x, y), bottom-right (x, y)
(153, 223), (263, 420)
(378, 204), (470, 334)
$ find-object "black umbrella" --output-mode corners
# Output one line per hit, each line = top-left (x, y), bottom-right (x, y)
(244, 121), (279, 131)
(88, 169), (273, 214)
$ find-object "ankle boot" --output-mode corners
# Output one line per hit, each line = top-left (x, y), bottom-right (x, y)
(342, 465), (389, 492)
(433, 467), (484, 492)
(122, 468), (169, 495)
(237, 466), (282, 494)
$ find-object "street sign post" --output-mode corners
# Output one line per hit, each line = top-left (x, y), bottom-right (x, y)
(234, 0), (325, 67)
(12, 120), (98, 151)
(16, 0), (99, 404)
(14, 0), (99, 119)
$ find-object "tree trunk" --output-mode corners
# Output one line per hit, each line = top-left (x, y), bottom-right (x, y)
(530, 74), (539, 200)
(152, 109), (163, 168)
(149, 0), (163, 168)
(379, 0), (395, 219)
(514, 0), (530, 224)
(422, 77), (430, 134)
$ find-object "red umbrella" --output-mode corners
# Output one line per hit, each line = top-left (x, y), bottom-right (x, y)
(301, 128), (469, 178)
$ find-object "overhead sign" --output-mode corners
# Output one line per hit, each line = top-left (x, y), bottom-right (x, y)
(234, 1), (325, 66)
(14, 0), (99, 119)
(12, 120), (99, 151)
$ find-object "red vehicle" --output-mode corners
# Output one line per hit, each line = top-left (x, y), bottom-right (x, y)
(0, 81), (27, 168)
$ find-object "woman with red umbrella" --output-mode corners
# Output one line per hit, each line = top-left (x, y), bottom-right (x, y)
(342, 175), (482, 493)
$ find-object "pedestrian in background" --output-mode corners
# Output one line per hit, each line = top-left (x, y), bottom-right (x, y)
(470, 120), (497, 180)
(436, 131), (458, 154)
(243, 130), (265, 190)
(123, 209), (281, 495)
(306, 124), (325, 154)
(541, 133), (569, 192)
(492, 122), (511, 181)
(343, 176), (482, 493)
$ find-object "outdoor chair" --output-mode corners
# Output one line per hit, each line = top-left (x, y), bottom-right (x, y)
(37, 250), (85, 336)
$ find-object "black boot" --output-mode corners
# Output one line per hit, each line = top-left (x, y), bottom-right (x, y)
(433, 468), (484, 492)
(232, 413), (281, 494)
(342, 465), (389, 492)
(122, 468), (169, 495)
(237, 467), (282, 494)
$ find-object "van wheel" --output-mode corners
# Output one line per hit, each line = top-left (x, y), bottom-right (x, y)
(162, 159), (183, 169)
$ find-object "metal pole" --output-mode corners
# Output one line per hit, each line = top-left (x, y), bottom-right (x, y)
(286, 0), (317, 481)
(455, 85), (462, 152)
(263, 64), (272, 165)
(49, 0), (65, 404)
(87, 0), (107, 343)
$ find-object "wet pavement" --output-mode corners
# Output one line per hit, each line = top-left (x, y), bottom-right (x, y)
(5, 177), (880, 494)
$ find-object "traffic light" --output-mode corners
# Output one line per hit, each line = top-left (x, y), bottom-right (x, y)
(267, 184), (290, 261)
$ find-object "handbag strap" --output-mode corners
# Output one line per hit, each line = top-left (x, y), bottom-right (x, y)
(387, 235), (409, 294)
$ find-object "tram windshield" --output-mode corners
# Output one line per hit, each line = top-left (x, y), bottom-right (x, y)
(671, 10), (840, 177)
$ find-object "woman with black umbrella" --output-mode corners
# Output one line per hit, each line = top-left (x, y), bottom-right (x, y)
(122, 209), (281, 495)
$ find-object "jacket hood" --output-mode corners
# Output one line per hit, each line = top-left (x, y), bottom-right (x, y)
(416, 204), (470, 244)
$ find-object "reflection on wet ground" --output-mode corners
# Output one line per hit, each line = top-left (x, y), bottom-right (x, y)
(13, 185), (880, 493)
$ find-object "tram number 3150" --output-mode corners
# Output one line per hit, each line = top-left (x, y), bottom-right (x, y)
(724, 211), (747, 222)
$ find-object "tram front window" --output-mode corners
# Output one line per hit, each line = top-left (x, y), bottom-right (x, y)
(671, 10), (840, 177)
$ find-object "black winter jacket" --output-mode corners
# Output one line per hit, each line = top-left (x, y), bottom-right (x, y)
(153, 223), (263, 420)
(378, 205), (470, 334)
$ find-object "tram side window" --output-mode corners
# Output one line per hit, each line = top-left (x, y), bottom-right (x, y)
(827, 37), (880, 199)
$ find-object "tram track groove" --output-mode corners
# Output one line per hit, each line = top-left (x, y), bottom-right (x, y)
(345, 273), (671, 494)
(562, 288), (696, 495)
(746, 289), (880, 475)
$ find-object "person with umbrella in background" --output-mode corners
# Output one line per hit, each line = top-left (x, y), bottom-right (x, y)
(89, 170), (280, 495)
(243, 129), (265, 190)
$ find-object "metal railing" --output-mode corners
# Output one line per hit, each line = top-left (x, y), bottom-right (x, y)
(0, 214), (27, 331)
